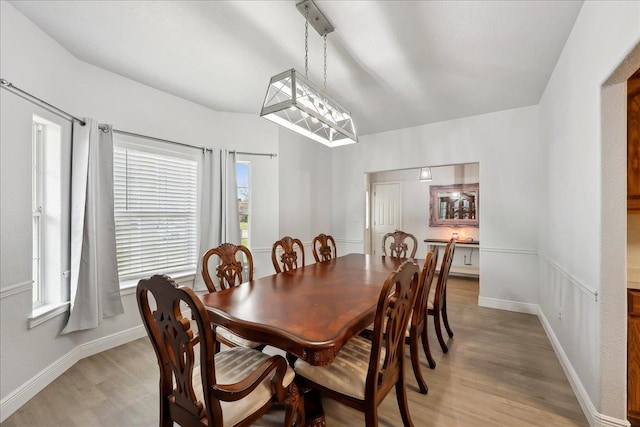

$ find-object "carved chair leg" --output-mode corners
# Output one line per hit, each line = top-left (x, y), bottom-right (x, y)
(442, 299), (454, 338)
(395, 373), (415, 427)
(433, 310), (449, 353)
(409, 332), (428, 394)
(421, 325), (437, 369)
(159, 398), (171, 427)
(284, 382), (304, 427)
(364, 406), (379, 427)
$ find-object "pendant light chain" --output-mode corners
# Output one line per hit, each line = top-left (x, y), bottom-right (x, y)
(323, 32), (328, 89)
(304, 6), (309, 77)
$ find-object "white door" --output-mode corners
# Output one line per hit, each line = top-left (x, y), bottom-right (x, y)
(372, 182), (401, 255)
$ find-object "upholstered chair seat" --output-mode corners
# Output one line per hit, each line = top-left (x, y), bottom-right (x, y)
(216, 328), (262, 349)
(294, 336), (385, 400)
(196, 347), (296, 427)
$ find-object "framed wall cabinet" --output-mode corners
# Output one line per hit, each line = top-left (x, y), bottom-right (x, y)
(429, 183), (479, 227)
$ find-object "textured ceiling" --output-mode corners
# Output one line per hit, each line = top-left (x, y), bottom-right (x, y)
(10, 0), (583, 136)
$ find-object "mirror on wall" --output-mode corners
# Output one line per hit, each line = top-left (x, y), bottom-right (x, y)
(429, 183), (479, 227)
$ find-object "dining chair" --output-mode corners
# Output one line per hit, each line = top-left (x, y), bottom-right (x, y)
(311, 233), (337, 263)
(362, 247), (439, 393)
(201, 243), (262, 350)
(429, 238), (456, 353)
(382, 230), (418, 259)
(407, 246), (439, 394)
(136, 274), (303, 427)
(271, 236), (305, 273)
(202, 243), (253, 292)
(294, 260), (420, 427)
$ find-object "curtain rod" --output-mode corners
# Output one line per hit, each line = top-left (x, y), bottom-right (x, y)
(108, 128), (213, 152)
(232, 151), (278, 158)
(1, 77), (277, 158)
(111, 129), (277, 158)
(1, 78), (87, 126)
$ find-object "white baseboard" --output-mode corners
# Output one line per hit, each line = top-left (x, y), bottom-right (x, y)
(477, 296), (538, 314)
(78, 324), (146, 359)
(537, 308), (630, 427)
(0, 324), (146, 423)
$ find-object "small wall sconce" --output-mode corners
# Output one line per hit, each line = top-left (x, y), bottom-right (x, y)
(451, 232), (459, 240)
(419, 167), (432, 182)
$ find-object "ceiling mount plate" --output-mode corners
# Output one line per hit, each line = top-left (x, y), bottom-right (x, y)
(296, 0), (334, 36)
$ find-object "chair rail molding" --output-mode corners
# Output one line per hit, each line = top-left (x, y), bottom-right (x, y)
(335, 238), (365, 245)
(540, 253), (599, 302)
(0, 280), (33, 299)
(480, 246), (537, 256)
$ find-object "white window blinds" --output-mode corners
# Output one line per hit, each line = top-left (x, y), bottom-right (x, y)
(113, 144), (198, 282)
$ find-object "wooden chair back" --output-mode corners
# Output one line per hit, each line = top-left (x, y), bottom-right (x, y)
(367, 260), (420, 402)
(382, 231), (418, 259)
(201, 243), (254, 292)
(271, 236), (305, 273)
(433, 239), (456, 310)
(412, 246), (439, 338)
(429, 238), (457, 353)
(312, 234), (337, 262)
(407, 246), (439, 392)
(137, 275), (220, 427)
(137, 275), (298, 427)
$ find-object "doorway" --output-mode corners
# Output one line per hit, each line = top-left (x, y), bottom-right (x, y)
(601, 44), (640, 424)
(371, 182), (401, 255)
(627, 67), (640, 427)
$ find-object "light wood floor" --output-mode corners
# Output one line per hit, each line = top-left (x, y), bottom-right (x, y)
(2, 277), (588, 427)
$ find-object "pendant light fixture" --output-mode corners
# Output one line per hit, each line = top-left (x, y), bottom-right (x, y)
(260, 0), (357, 147)
(419, 167), (433, 182)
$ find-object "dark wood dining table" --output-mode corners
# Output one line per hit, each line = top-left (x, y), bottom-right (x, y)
(200, 253), (420, 426)
(200, 253), (414, 366)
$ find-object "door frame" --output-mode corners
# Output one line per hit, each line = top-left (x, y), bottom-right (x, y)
(370, 180), (402, 255)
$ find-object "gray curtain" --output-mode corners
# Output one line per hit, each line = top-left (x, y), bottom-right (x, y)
(62, 119), (123, 334)
(195, 148), (240, 289)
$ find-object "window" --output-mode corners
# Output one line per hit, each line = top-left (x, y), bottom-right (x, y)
(32, 122), (44, 306)
(236, 162), (250, 248)
(113, 142), (198, 284)
(31, 115), (69, 313)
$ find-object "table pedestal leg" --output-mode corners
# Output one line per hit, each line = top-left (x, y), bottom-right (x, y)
(297, 380), (326, 427)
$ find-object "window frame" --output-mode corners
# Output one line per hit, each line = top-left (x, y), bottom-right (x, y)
(29, 114), (71, 326)
(236, 161), (251, 249)
(31, 121), (44, 307)
(113, 139), (200, 289)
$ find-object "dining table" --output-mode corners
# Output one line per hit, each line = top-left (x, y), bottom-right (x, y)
(200, 253), (420, 426)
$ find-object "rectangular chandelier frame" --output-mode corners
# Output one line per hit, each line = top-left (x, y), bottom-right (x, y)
(260, 69), (358, 147)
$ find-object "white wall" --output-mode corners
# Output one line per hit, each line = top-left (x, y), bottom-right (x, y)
(277, 129), (332, 263)
(0, 1), (281, 417)
(331, 106), (542, 313)
(538, 0), (640, 423)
